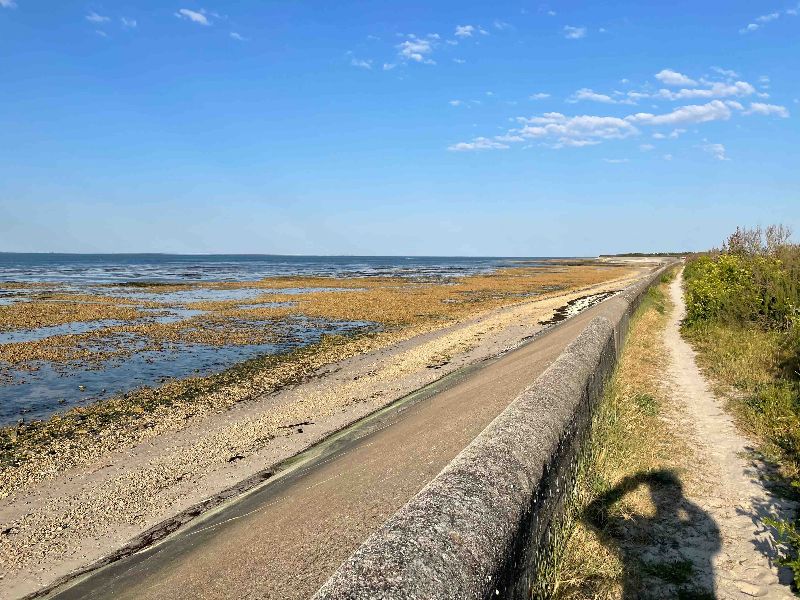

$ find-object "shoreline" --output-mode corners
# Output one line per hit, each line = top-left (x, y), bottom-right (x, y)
(0, 260), (652, 598)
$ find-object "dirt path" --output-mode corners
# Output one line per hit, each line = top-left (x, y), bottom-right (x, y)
(665, 270), (796, 599)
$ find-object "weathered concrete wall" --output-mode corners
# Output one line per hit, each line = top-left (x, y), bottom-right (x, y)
(313, 263), (674, 600)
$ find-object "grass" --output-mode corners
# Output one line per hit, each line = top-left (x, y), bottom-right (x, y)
(681, 234), (800, 585)
(552, 271), (689, 599)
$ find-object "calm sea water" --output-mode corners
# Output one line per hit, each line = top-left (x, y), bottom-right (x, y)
(0, 253), (550, 284)
(0, 254), (557, 425)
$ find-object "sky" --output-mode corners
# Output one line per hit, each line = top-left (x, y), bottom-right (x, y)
(0, 0), (798, 256)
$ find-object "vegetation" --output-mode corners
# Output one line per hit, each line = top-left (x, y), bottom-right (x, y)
(682, 225), (800, 584)
(553, 270), (698, 598)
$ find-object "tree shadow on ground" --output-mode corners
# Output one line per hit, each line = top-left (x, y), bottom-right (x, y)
(585, 469), (720, 599)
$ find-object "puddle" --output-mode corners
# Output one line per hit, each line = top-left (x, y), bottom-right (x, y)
(0, 318), (377, 425)
(538, 291), (618, 326)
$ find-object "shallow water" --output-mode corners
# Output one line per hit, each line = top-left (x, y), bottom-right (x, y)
(0, 318), (376, 425)
(0, 254), (553, 284)
(0, 254), (565, 425)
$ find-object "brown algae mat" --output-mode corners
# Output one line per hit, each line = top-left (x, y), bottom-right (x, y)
(0, 262), (632, 496)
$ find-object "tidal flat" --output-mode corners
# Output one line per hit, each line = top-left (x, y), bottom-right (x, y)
(0, 259), (631, 492)
(0, 257), (653, 597)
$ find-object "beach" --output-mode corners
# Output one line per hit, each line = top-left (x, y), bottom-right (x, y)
(0, 255), (651, 597)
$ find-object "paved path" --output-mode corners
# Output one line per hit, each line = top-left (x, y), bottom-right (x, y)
(665, 272), (796, 599)
(40, 284), (628, 600)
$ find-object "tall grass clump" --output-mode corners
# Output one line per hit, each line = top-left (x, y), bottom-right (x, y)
(682, 224), (800, 583)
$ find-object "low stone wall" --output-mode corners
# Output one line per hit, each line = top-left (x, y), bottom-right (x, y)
(313, 264), (674, 600)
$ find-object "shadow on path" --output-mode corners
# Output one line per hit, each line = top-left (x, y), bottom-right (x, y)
(585, 469), (720, 599)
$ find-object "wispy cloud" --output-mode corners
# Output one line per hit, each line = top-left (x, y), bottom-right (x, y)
(448, 95), (782, 152)
(627, 100), (735, 126)
(711, 67), (739, 79)
(350, 57), (372, 69)
(230, 32), (248, 41)
(744, 102), (790, 117)
(563, 25), (587, 39)
(568, 88), (618, 104)
(493, 20), (511, 30)
(448, 137), (510, 151)
(0, 0), (17, 9)
(604, 158), (630, 163)
(175, 8), (211, 26)
(701, 142), (729, 160)
(655, 80), (756, 101)
(655, 69), (697, 86)
(454, 25), (475, 38)
(121, 17), (137, 28)
(652, 129), (685, 139)
(449, 100), (463, 106)
(740, 6), (798, 33)
(529, 92), (550, 100)
(397, 35), (436, 64)
(86, 11), (110, 23)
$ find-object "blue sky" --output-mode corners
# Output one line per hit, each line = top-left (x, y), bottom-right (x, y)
(1, 1), (798, 255)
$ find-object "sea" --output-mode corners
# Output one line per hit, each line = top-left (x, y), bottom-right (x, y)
(0, 254), (555, 425)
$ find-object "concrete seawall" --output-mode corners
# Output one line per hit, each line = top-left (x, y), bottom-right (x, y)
(313, 262), (674, 600)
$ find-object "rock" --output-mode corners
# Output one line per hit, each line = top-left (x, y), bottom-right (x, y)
(735, 581), (767, 597)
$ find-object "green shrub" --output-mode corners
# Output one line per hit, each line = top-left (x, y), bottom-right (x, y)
(683, 225), (800, 585)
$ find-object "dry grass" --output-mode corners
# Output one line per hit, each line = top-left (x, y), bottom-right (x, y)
(553, 274), (689, 599)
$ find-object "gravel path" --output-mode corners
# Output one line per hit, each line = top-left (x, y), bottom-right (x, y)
(665, 270), (797, 599)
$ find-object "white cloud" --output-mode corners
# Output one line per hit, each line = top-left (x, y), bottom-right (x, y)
(448, 137), (510, 151)
(604, 158), (630, 163)
(175, 8), (210, 26)
(702, 143), (729, 161)
(711, 67), (739, 79)
(350, 57), (372, 69)
(449, 100), (463, 106)
(454, 25), (475, 38)
(86, 11), (110, 23)
(741, 10), (785, 32)
(0, 0), (17, 9)
(493, 20), (511, 30)
(516, 113), (638, 147)
(453, 58), (466, 64)
(744, 102), (790, 117)
(563, 25), (587, 39)
(627, 100), (734, 126)
(230, 32), (248, 41)
(397, 35), (435, 64)
(529, 92), (550, 100)
(639, 143), (655, 151)
(95, 30), (108, 37)
(655, 69), (697, 86)
(568, 88), (617, 104)
(655, 80), (756, 101)
(652, 128), (685, 139)
(663, 154), (673, 161)
(547, 10), (557, 16)
(121, 17), (137, 28)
